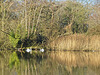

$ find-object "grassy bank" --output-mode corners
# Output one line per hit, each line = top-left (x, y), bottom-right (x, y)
(50, 34), (100, 50)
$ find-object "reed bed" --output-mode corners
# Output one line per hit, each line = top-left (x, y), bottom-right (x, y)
(50, 34), (100, 50)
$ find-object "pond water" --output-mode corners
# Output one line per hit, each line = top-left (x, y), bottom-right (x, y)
(0, 51), (100, 75)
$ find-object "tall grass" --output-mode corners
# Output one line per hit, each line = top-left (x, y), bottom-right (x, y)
(50, 34), (100, 50)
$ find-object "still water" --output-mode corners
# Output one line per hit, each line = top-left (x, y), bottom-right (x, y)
(0, 51), (100, 75)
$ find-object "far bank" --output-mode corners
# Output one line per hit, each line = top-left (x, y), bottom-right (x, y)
(50, 34), (100, 51)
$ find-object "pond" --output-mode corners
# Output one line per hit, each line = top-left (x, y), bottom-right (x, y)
(0, 51), (100, 75)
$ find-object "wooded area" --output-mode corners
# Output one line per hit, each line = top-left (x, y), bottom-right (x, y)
(0, 0), (100, 50)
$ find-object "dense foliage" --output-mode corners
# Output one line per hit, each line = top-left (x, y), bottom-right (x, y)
(0, 0), (99, 49)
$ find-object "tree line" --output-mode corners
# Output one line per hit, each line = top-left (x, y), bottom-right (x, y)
(0, 0), (100, 49)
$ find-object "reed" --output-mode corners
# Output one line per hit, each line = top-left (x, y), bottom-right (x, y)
(50, 34), (100, 50)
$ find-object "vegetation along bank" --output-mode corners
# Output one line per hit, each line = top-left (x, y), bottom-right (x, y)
(0, 0), (100, 51)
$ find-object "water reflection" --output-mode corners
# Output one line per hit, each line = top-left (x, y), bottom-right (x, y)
(50, 51), (100, 75)
(0, 51), (100, 75)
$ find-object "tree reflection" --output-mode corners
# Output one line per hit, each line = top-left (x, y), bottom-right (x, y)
(0, 51), (100, 75)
